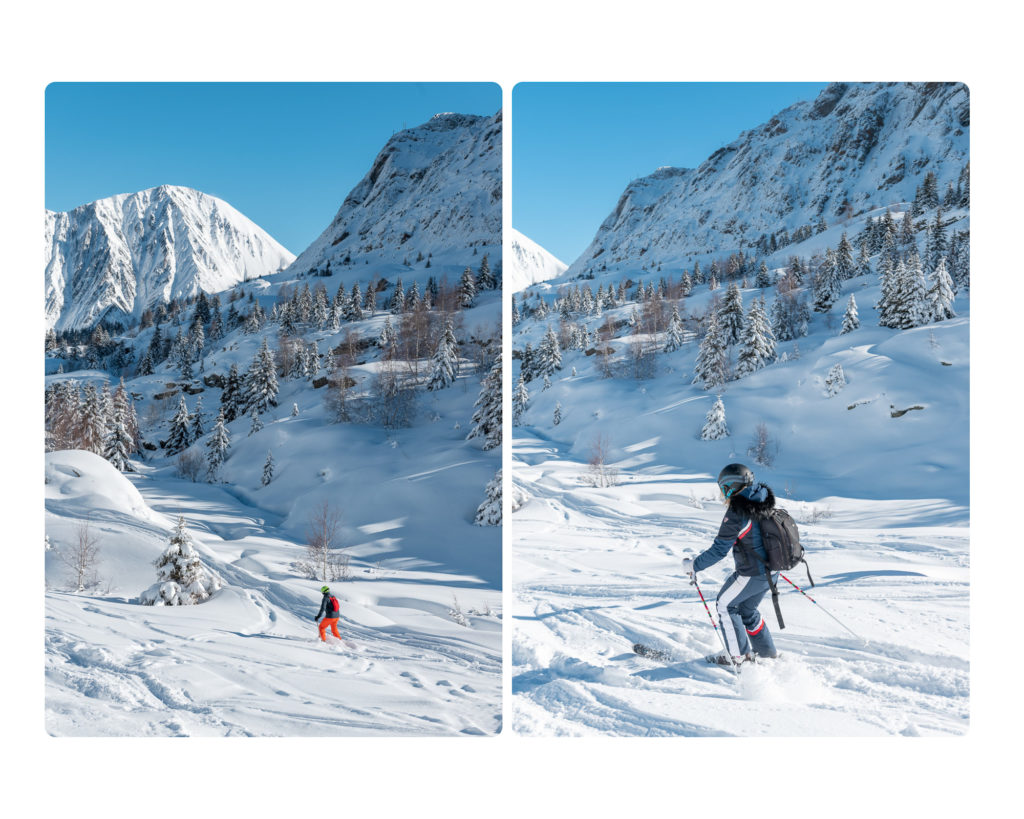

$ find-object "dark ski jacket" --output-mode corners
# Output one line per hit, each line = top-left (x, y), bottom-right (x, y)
(693, 483), (776, 577)
(316, 592), (341, 621)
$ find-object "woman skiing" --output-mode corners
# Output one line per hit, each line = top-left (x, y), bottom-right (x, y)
(682, 463), (779, 666)
(313, 585), (343, 642)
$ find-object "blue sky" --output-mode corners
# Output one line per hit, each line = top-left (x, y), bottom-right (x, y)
(46, 83), (500, 254)
(512, 83), (829, 264)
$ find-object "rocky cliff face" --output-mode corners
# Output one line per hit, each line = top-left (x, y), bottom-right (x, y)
(567, 82), (969, 276)
(286, 111), (502, 277)
(45, 185), (294, 330)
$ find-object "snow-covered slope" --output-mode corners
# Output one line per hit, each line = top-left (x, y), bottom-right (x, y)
(567, 82), (969, 276)
(45, 450), (500, 736)
(507, 228), (568, 293)
(45, 185), (295, 331)
(287, 112), (502, 277)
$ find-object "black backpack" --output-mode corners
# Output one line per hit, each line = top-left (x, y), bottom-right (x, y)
(739, 508), (813, 630)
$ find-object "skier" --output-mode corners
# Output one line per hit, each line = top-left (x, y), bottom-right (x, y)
(313, 585), (343, 642)
(682, 463), (780, 666)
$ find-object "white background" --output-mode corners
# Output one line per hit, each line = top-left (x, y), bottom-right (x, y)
(2, 2), (1015, 814)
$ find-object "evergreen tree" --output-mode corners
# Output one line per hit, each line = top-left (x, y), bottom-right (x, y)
(103, 403), (134, 472)
(536, 326), (563, 378)
(693, 312), (729, 390)
(262, 451), (274, 486)
(391, 277), (405, 314)
(244, 338), (279, 415)
(473, 469), (502, 526)
(925, 209), (948, 273)
(736, 298), (776, 377)
(718, 283), (745, 345)
(249, 407), (263, 436)
(813, 248), (841, 312)
(700, 396), (729, 440)
(140, 516), (221, 605)
(825, 363), (846, 397)
(553, 401), (562, 426)
(927, 257), (956, 321)
(513, 374), (529, 425)
(664, 305), (685, 352)
(836, 233), (856, 280)
(206, 408), (230, 479)
(459, 266), (477, 309)
(755, 260), (773, 289)
(477, 254), (495, 290)
(840, 294), (860, 334)
(221, 363), (243, 421)
(467, 359), (501, 450)
(427, 317), (460, 391)
(189, 395), (204, 444)
(166, 394), (191, 454)
(378, 315), (397, 358)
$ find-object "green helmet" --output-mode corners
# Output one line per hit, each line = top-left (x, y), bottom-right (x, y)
(320, 585), (330, 594)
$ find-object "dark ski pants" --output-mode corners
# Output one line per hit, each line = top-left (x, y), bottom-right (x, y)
(716, 572), (778, 658)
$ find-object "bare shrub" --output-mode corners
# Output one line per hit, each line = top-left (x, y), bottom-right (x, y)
(747, 421), (779, 467)
(58, 520), (102, 592)
(175, 449), (205, 482)
(367, 361), (417, 429)
(583, 433), (620, 487)
(295, 501), (347, 582)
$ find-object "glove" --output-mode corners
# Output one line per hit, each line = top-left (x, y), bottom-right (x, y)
(681, 557), (695, 578)
(313, 616), (319, 622)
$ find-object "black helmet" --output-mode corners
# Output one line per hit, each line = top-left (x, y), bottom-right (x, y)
(717, 463), (754, 498)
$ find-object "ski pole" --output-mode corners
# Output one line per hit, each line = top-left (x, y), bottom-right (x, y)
(692, 574), (738, 675)
(778, 573), (868, 645)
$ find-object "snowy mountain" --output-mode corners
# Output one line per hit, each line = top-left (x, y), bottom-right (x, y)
(507, 228), (568, 293)
(45, 185), (295, 331)
(287, 111), (502, 277)
(567, 82), (969, 276)
(510, 82), (969, 735)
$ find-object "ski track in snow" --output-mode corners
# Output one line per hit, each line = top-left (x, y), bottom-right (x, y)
(45, 471), (501, 737)
(510, 453), (968, 737)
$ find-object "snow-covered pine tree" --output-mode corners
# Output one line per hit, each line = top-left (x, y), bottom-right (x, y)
(459, 267), (477, 309)
(836, 233), (856, 280)
(925, 209), (948, 274)
(755, 260), (773, 289)
(718, 283), (745, 345)
(664, 305), (685, 352)
(427, 316), (459, 391)
(813, 248), (841, 312)
(165, 394), (191, 455)
(477, 254), (495, 290)
(221, 363), (243, 421)
(824, 363), (846, 397)
(291, 402), (299, 417)
(378, 315), (397, 357)
(735, 298), (776, 377)
(840, 294), (860, 334)
(140, 516), (222, 606)
(536, 326), (562, 378)
(248, 406), (263, 436)
(513, 374), (529, 425)
(553, 401), (562, 426)
(473, 469), (502, 526)
(103, 402), (134, 472)
(262, 451), (274, 486)
(927, 257), (956, 322)
(467, 359), (501, 450)
(189, 396), (204, 444)
(693, 311), (729, 390)
(700, 396), (729, 440)
(206, 408), (230, 479)
(886, 252), (929, 329)
(244, 338), (279, 415)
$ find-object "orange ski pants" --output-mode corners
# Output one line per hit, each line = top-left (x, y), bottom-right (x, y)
(318, 618), (341, 641)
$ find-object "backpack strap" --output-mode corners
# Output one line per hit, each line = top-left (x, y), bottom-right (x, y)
(734, 524), (786, 630)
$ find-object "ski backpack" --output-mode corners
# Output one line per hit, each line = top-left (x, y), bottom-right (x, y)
(329, 595), (340, 615)
(739, 507), (814, 630)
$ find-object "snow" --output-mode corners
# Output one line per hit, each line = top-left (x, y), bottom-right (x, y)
(45, 185), (295, 331)
(511, 204), (969, 735)
(507, 228), (568, 292)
